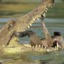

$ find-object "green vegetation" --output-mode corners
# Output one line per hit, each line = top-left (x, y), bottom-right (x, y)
(0, 0), (41, 4)
(0, 0), (64, 18)
(46, 2), (64, 18)
(0, 3), (39, 18)
(62, 0), (64, 2)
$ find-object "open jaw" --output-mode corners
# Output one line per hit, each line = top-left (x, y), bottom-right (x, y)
(0, 0), (54, 47)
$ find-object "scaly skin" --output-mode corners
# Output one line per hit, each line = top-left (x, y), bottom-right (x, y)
(0, 0), (54, 47)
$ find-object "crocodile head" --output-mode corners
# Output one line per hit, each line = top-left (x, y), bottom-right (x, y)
(0, 0), (54, 47)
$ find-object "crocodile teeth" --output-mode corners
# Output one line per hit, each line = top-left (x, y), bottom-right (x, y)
(29, 23), (32, 26)
(43, 13), (46, 17)
(27, 26), (30, 28)
(36, 45), (38, 47)
(45, 10), (47, 12)
(45, 8), (48, 11)
(31, 20), (34, 24)
(39, 45), (41, 48)
(33, 17), (36, 21)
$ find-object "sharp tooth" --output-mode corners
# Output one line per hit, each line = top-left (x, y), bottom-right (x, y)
(43, 13), (46, 17)
(45, 8), (48, 11)
(33, 18), (35, 21)
(27, 26), (30, 28)
(31, 20), (34, 23)
(30, 23), (32, 26)
(39, 45), (41, 48)
(36, 45), (38, 47)
(45, 10), (47, 12)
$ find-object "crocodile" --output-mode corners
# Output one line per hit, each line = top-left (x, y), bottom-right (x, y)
(0, 0), (54, 48)
(15, 22), (63, 48)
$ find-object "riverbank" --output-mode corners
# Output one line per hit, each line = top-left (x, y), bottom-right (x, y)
(0, 3), (39, 18)
(0, 2), (64, 18)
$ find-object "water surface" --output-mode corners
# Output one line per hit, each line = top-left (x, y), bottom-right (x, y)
(0, 18), (64, 64)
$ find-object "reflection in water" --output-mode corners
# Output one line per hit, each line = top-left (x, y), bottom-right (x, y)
(0, 48), (64, 64)
(0, 50), (64, 64)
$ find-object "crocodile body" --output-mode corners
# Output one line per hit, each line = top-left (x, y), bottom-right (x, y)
(0, 0), (54, 48)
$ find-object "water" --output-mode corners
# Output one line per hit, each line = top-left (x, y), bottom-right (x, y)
(0, 18), (64, 64)
(0, 18), (64, 22)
